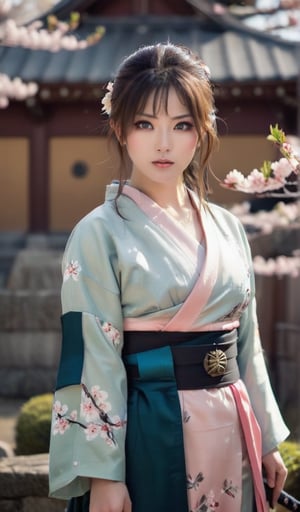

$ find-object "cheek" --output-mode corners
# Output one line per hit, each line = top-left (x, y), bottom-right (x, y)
(186, 133), (199, 152)
(126, 133), (146, 156)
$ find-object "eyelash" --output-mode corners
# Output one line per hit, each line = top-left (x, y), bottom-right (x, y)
(134, 120), (194, 131)
(134, 120), (152, 129)
(175, 122), (194, 131)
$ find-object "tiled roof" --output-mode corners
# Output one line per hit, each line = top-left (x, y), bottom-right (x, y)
(0, 15), (298, 85)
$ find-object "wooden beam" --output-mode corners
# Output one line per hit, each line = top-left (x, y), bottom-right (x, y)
(29, 122), (49, 232)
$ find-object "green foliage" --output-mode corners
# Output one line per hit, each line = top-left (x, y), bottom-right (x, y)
(267, 124), (286, 145)
(279, 441), (300, 499)
(260, 160), (272, 179)
(15, 393), (53, 455)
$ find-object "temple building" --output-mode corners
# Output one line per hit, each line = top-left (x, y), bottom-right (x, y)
(0, 0), (298, 232)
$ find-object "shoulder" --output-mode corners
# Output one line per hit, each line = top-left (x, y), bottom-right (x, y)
(208, 202), (243, 227)
(207, 202), (249, 243)
(65, 200), (122, 254)
(76, 201), (116, 231)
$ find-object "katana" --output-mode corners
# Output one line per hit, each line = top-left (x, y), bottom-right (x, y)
(264, 481), (300, 511)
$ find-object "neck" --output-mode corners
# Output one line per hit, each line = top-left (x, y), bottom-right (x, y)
(129, 179), (189, 211)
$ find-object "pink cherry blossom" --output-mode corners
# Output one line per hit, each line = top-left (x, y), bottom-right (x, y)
(0, 12), (105, 108)
(100, 424), (115, 446)
(222, 126), (300, 197)
(85, 423), (102, 441)
(253, 254), (300, 277)
(1, 18), (104, 53)
(245, 169), (267, 193)
(101, 322), (121, 346)
(0, 73), (38, 108)
(0, 0), (13, 15)
(91, 385), (108, 403)
(223, 169), (247, 189)
(271, 158), (293, 181)
(53, 417), (71, 435)
(110, 415), (126, 429)
(53, 400), (68, 416)
(80, 397), (99, 422)
(63, 260), (82, 281)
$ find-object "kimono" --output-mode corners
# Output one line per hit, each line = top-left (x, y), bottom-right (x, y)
(49, 182), (289, 512)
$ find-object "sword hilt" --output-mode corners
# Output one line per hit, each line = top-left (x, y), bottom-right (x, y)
(264, 480), (300, 511)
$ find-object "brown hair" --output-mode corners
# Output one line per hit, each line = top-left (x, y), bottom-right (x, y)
(105, 43), (218, 201)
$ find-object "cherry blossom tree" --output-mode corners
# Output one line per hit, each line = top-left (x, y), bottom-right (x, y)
(0, 1), (105, 107)
(222, 125), (300, 197)
(224, 126), (300, 277)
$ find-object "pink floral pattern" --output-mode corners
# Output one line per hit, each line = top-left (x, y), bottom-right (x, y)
(96, 318), (121, 347)
(184, 408), (240, 511)
(191, 491), (220, 512)
(52, 383), (126, 446)
(63, 260), (82, 282)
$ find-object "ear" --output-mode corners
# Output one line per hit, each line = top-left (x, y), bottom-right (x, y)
(110, 120), (124, 144)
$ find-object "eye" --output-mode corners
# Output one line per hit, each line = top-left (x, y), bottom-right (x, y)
(134, 120), (153, 129)
(175, 121), (194, 131)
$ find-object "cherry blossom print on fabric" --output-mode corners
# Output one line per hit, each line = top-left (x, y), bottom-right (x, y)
(216, 231), (251, 323)
(95, 318), (121, 347)
(190, 491), (220, 512)
(63, 260), (82, 282)
(187, 471), (239, 512)
(52, 383), (126, 446)
(182, 390), (242, 512)
(222, 479), (238, 498)
(187, 472), (204, 490)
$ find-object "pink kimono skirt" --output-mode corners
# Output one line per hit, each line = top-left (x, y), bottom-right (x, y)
(123, 330), (268, 512)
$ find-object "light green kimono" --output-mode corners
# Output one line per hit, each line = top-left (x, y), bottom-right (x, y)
(49, 183), (289, 508)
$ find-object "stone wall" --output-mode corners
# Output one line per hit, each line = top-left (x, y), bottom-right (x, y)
(0, 246), (63, 398)
(0, 453), (66, 512)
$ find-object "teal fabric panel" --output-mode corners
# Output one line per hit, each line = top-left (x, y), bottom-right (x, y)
(66, 492), (90, 512)
(124, 345), (189, 512)
(56, 311), (84, 390)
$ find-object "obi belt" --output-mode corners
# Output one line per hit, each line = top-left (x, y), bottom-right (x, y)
(122, 329), (268, 512)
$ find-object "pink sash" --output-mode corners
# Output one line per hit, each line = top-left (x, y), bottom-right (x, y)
(230, 381), (269, 512)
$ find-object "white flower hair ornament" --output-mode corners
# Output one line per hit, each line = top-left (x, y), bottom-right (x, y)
(101, 81), (113, 116)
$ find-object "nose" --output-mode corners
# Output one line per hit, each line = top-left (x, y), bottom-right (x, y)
(156, 128), (171, 152)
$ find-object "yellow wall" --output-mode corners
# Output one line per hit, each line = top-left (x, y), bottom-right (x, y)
(0, 134), (278, 232)
(50, 134), (276, 231)
(49, 137), (119, 231)
(0, 138), (29, 231)
(210, 135), (277, 205)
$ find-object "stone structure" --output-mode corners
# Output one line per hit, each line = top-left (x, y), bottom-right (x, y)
(0, 453), (66, 512)
(0, 234), (67, 398)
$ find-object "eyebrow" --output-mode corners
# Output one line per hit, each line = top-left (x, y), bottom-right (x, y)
(137, 112), (192, 120)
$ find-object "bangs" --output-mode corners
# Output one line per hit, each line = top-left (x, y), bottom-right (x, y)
(136, 83), (171, 116)
(115, 66), (209, 143)
(121, 70), (198, 122)
(123, 75), (172, 122)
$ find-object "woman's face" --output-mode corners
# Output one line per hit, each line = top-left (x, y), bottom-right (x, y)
(125, 87), (199, 193)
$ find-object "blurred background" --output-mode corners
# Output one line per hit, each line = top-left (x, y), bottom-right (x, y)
(0, 1), (299, 510)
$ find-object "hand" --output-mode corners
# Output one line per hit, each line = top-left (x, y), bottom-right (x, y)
(262, 449), (288, 508)
(89, 478), (132, 512)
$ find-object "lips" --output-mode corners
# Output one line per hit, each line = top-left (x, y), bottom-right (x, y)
(152, 159), (174, 168)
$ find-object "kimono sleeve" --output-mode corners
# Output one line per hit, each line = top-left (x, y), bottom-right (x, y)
(49, 213), (127, 499)
(236, 225), (290, 456)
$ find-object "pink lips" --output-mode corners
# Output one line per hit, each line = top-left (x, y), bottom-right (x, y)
(152, 159), (174, 168)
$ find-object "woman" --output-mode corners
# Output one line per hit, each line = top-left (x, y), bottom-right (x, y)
(49, 43), (289, 512)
